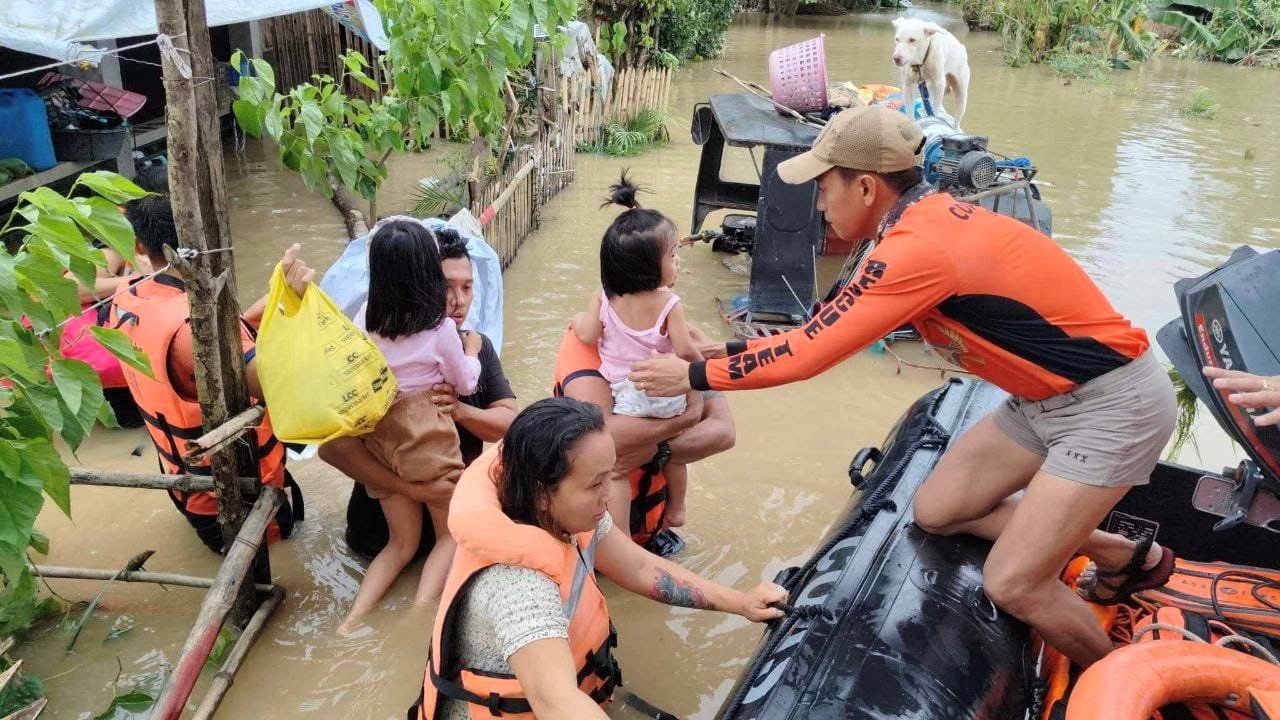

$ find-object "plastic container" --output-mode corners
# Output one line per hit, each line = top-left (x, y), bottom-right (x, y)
(768, 35), (828, 114)
(0, 88), (57, 171)
(51, 126), (129, 162)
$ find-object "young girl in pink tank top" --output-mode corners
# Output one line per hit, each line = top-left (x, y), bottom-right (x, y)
(573, 173), (703, 528)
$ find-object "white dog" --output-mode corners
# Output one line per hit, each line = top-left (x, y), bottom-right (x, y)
(892, 17), (970, 129)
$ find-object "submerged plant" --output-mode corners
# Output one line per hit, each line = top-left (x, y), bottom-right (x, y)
(1167, 366), (1201, 460)
(1181, 87), (1220, 118)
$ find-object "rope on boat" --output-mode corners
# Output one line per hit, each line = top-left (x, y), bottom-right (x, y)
(1131, 622), (1280, 665)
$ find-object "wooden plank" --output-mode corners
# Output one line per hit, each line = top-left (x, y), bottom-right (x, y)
(34, 565), (275, 593)
(70, 468), (259, 495)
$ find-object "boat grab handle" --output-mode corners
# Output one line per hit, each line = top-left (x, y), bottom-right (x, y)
(849, 446), (883, 489)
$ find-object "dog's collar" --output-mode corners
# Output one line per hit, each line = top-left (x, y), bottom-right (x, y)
(910, 34), (934, 71)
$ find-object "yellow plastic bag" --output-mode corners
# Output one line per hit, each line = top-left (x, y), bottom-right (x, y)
(256, 263), (396, 444)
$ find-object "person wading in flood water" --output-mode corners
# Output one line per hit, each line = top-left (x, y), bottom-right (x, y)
(408, 397), (785, 720)
(629, 106), (1179, 669)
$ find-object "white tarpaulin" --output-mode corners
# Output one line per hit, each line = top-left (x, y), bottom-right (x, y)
(1, 0), (335, 64)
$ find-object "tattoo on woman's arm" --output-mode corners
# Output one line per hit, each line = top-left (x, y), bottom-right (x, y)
(651, 569), (710, 609)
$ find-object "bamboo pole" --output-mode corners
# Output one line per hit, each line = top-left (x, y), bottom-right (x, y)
(150, 488), (282, 720)
(34, 566), (275, 594)
(155, 0), (265, 625)
(190, 585), (285, 720)
(185, 406), (264, 462)
(70, 469), (259, 496)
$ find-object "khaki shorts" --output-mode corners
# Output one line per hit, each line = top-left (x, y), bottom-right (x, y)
(992, 350), (1177, 488)
(360, 392), (463, 499)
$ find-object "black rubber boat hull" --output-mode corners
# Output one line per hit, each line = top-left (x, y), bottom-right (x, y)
(718, 378), (1032, 720)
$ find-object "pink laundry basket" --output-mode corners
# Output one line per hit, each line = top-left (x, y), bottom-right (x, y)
(768, 35), (828, 115)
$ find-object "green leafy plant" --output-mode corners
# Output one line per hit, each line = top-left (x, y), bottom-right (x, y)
(656, 0), (740, 64)
(0, 172), (152, 643)
(1187, 0), (1280, 65)
(967, 0), (1269, 68)
(1181, 86), (1220, 118)
(233, 0), (580, 214)
(91, 661), (158, 720)
(588, 0), (677, 68)
(579, 106), (670, 156)
(231, 51), (404, 214)
(410, 180), (468, 218)
(597, 21), (630, 63)
(0, 662), (44, 717)
(372, 0), (579, 140)
(1167, 366), (1201, 460)
(0, 172), (152, 714)
(204, 626), (238, 671)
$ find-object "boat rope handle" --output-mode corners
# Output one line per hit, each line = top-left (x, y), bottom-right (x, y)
(1133, 622), (1280, 665)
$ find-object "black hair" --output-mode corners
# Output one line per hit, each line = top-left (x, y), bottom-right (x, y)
(837, 166), (924, 196)
(498, 397), (607, 532)
(134, 164), (170, 193)
(364, 220), (448, 340)
(435, 227), (470, 261)
(125, 194), (179, 260)
(599, 171), (677, 298)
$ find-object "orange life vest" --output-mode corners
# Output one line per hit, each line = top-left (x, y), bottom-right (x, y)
(411, 446), (620, 719)
(109, 275), (295, 544)
(551, 326), (669, 545)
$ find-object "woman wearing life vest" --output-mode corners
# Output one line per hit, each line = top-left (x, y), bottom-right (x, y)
(630, 106), (1179, 669)
(410, 397), (784, 720)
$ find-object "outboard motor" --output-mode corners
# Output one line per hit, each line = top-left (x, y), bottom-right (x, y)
(1158, 246), (1280, 532)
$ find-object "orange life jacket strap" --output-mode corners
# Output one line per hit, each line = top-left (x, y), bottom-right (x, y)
(428, 653), (535, 716)
(575, 624), (622, 688)
(427, 627), (621, 716)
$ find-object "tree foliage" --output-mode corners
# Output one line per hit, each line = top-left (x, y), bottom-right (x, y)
(0, 172), (152, 638)
(962, 0), (1272, 67)
(233, 0), (579, 209)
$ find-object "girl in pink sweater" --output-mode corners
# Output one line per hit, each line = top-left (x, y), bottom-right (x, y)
(340, 218), (481, 635)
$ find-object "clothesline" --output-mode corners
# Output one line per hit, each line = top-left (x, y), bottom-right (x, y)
(0, 33), (188, 83)
(23, 246), (235, 375)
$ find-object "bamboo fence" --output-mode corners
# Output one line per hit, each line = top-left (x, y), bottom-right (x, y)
(562, 66), (674, 148)
(469, 146), (540, 269)
(257, 9), (385, 101)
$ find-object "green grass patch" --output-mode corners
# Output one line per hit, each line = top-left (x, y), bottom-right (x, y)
(1180, 87), (1219, 119)
(1048, 50), (1112, 82)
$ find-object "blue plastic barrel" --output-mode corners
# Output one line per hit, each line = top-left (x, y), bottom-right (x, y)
(0, 88), (57, 171)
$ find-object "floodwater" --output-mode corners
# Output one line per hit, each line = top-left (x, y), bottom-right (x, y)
(19, 7), (1280, 719)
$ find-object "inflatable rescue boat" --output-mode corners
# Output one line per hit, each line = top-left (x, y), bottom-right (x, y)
(718, 246), (1280, 720)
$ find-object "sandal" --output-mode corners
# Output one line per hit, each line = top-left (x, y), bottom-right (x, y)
(1081, 534), (1176, 606)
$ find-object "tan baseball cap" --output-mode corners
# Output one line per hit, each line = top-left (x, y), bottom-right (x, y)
(777, 106), (925, 184)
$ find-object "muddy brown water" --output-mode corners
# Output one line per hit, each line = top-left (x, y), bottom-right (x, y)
(19, 8), (1280, 719)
